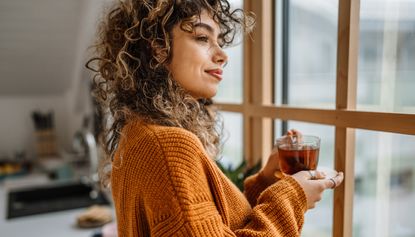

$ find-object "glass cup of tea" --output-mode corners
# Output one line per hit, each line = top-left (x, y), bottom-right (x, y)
(275, 135), (320, 175)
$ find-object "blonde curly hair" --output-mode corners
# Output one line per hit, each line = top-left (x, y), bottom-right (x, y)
(86, 0), (254, 186)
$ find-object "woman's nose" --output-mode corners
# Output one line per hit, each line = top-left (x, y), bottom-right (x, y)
(212, 46), (228, 67)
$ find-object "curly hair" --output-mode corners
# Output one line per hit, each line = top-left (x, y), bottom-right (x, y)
(86, 0), (254, 187)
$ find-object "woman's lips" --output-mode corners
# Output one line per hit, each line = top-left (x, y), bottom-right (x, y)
(205, 69), (223, 81)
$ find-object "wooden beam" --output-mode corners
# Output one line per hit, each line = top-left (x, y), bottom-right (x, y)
(215, 104), (415, 136)
(333, 0), (360, 236)
(243, 0), (274, 167)
(334, 127), (355, 237)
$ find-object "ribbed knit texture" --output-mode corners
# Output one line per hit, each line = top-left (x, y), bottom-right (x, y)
(111, 119), (308, 237)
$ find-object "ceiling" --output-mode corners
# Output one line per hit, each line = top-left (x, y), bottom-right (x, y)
(0, 0), (88, 96)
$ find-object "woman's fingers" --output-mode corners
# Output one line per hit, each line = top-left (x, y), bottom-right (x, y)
(286, 129), (303, 143)
(292, 170), (344, 209)
(309, 171), (344, 189)
(324, 172), (344, 189)
(287, 129), (301, 136)
(298, 170), (326, 180)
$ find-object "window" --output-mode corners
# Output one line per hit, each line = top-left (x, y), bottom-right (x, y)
(354, 130), (415, 237)
(216, 1), (415, 236)
(275, 0), (339, 109)
(218, 112), (243, 170)
(358, 0), (415, 114)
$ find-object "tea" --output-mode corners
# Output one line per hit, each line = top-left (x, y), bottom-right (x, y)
(278, 145), (319, 175)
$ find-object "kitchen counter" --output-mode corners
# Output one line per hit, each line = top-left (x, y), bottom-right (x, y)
(0, 175), (103, 237)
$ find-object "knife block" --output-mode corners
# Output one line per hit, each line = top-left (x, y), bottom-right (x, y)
(35, 128), (58, 158)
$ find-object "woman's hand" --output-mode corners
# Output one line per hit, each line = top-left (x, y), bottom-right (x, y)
(260, 129), (302, 182)
(292, 170), (344, 209)
(260, 129), (344, 209)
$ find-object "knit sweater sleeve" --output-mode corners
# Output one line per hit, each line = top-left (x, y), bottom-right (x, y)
(132, 126), (307, 236)
(243, 172), (280, 207)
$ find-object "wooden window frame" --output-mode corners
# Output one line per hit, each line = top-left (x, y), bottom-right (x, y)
(215, 0), (415, 236)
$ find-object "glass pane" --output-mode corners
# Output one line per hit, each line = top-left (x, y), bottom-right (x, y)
(218, 111), (243, 170)
(357, 0), (415, 114)
(215, 0), (243, 104)
(354, 130), (415, 237)
(274, 120), (335, 237)
(274, 0), (339, 108)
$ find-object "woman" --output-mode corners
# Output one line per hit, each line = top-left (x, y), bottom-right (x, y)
(87, 0), (344, 236)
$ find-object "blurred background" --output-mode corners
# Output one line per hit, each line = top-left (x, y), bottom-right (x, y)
(0, 0), (114, 236)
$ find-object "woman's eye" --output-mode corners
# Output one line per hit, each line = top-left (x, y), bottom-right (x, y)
(196, 35), (209, 42)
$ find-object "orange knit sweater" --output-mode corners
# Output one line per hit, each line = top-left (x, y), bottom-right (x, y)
(111, 120), (307, 236)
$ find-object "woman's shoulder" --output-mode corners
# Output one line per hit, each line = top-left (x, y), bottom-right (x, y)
(122, 119), (203, 151)
(114, 119), (206, 168)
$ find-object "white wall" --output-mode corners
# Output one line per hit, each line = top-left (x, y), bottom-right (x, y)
(0, 0), (106, 160)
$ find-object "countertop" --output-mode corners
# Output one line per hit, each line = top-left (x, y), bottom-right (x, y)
(0, 175), (103, 237)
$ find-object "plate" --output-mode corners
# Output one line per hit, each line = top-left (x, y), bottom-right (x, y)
(317, 166), (339, 179)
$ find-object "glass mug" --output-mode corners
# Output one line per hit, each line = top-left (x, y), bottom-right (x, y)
(275, 135), (320, 175)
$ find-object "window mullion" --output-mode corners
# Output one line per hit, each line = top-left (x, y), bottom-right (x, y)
(333, 0), (360, 236)
(243, 0), (274, 168)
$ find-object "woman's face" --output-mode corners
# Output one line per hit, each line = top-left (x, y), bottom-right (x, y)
(168, 10), (228, 99)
